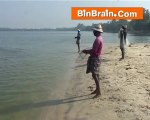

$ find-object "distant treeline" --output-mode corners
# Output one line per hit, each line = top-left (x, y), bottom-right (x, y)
(1, 8), (150, 33)
(0, 28), (55, 31)
(56, 8), (150, 33)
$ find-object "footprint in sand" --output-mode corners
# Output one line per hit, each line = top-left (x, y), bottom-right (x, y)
(115, 107), (134, 114)
(125, 64), (130, 66)
(126, 108), (134, 112)
(145, 88), (150, 96)
(137, 71), (144, 74)
(102, 80), (110, 84)
(126, 67), (132, 70)
(88, 86), (94, 91)
(136, 118), (144, 120)
(140, 105), (150, 109)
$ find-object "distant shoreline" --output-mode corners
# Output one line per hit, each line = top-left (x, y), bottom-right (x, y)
(1, 29), (150, 35)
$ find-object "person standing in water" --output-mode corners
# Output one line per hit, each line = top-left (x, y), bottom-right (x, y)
(119, 25), (127, 60)
(75, 29), (81, 53)
(82, 24), (103, 98)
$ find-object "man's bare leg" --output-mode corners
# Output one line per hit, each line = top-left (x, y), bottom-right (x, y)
(91, 73), (101, 98)
(77, 43), (80, 53)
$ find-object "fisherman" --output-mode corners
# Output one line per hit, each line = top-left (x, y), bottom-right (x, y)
(82, 24), (103, 98)
(75, 29), (81, 53)
(119, 25), (127, 60)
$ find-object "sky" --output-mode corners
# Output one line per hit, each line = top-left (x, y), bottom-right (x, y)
(0, 0), (150, 29)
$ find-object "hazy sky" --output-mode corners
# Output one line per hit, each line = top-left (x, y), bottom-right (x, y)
(0, 0), (150, 29)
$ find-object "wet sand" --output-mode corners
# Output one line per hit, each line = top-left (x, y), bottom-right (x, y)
(43, 43), (150, 120)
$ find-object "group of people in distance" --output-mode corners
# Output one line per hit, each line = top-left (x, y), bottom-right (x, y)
(75, 24), (127, 98)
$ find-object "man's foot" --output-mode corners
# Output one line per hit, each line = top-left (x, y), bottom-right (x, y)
(119, 58), (124, 61)
(92, 93), (101, 99)
(91, 90), (97, 94)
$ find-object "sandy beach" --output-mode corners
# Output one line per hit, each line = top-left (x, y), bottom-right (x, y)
(43, 43), (150, 120)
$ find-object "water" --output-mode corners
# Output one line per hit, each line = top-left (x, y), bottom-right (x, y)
(0, 31), (150, 120)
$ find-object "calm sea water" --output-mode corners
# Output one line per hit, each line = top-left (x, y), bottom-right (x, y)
(0, 31), (150, 120)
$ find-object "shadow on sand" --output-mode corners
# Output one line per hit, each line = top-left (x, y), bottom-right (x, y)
(0, 94), (92, 115)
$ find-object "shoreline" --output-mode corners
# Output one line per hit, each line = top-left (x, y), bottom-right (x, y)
(43, 43), (150, 120)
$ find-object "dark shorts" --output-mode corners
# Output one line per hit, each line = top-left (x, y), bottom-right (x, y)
(86, 56), (100, 75)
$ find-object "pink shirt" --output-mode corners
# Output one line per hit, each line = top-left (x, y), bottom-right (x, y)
(86, 36), (103, 57)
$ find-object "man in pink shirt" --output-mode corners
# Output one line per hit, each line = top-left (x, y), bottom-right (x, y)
(82, 24), (103, 98)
